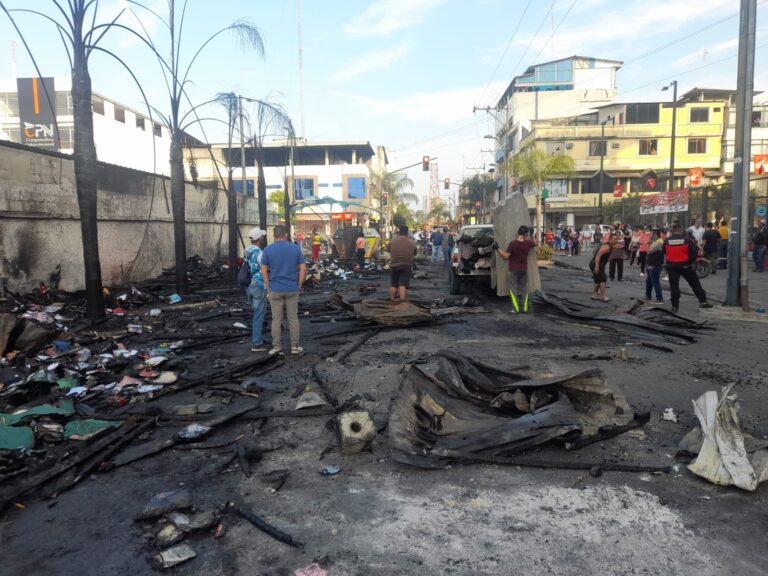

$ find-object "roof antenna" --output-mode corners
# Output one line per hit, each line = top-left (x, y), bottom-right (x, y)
(296, 0), (306, 141)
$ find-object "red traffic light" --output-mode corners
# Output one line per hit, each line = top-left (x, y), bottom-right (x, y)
(444, 178), (450, 189)
(422, 156), (430, 171)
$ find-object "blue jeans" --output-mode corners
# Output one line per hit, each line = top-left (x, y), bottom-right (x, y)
(645, 266), (663, 301)
(247, 282), (268, 345)
(432, 244), (442, 261)
(443, 246), (452, 267)
(753, 244), (765, 272)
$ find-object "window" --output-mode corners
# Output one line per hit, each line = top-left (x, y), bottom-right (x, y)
(688, 138), (707, 154)
(55, 91), (73, 116)
(690, 107), (709, 123)
(113, 105), (125, 123)
(294, 178), (314, 200)
(233, 179), (254, 197)
(638, 139), (658, 155)
(58, 126), (74, 150)
(153, 122), (162, 137)
(92, 97), (104, 115)
(589, 141), (606, 156)
(347, 177), (366, 199)
(136, 116), (145, 130)
(0, 92), (19, 116)
(625, 103), (659, 124)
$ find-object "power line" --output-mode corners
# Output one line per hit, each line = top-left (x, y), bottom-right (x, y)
(476, 0), (533, 105)
(529, 0), (577, 66)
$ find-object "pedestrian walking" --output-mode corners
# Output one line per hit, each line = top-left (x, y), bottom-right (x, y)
(663, 224), (713, 313)
(590, 234), (612, 303)
(702, 222), (721, 275)
(261, 225), (307, 356)
(752, 219), (767, 272)
(571, 228), (581, 256)
(494, 225), (537, 313)
(443, 228), (454, 268)
(243, 228), (268, 352)
(622, 226), (632, 255)
(310, 226), (322, 264)
(389, 225), (417, 301)
(355, 233), (367, 270)
(609, 233), (626, 281)
(644, 229), (664, 303)
(718, 219), (729, 269)
(430, 227), (444, 263)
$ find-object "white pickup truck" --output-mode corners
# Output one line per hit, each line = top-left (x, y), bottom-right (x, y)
(448, 224), (496, 295)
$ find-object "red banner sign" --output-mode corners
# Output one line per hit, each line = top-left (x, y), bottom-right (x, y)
(639, 189), (690, 215)
(331, 212), (354, 221)
(755, 154), (768, 175)
(613, 184), (624, 198)
(689, 167), (703, 186)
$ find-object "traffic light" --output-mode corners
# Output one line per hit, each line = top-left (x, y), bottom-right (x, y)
(382, 191), (388, 207)
(444, 178), (449, 190)
(422, 155), (430, 171)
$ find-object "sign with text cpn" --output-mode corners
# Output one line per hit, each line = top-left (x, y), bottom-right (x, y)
(639, 189), (689, 215)
(17, 77), (58, 150)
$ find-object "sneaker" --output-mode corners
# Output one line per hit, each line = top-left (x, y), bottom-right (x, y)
(671, 305), (679, 313)
(291, 346), (304, 356)
(699, 301), (714, 309)
(269, 347), (283, 356)
(251, 344), (268, 352)
(655, 299), (664, 303)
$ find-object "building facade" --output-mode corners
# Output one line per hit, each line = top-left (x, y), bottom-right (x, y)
(0, 76), (178, 175)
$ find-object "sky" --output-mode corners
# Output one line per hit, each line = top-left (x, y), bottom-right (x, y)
(1, 0), (766, 209)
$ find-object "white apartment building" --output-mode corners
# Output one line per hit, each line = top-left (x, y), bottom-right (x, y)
(494, 55), (622, 200)
(0, 76), (177, 175)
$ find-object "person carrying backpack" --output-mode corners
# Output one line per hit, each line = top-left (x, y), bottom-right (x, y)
(241, 228), (268, 352)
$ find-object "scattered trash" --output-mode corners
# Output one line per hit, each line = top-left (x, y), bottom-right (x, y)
(295, 563), (327, 576)
(150, 543), (196, 570)
(154, 523), (185, 547)
(168, 294), (183, 304)
(686, 386), (768, 491)
(662, 408), (678, 423)
(338, 411), (376, 454)
(176, 423), (211, 441)
(149, 308), (162, 317)
(232, 322), (248, 329)
(127, 324), (144, 334)
(166, 510), (217, 533)
(152, 372), (178, 385)
(64, 419), (122, 440)
(354, 299), (432, 327)
(0, 424), (35, 450)
(230, 501), (304, 548)
(296, 391), (330, 410)
(320, 465), (341, 476)
(136, 490), (193, 520)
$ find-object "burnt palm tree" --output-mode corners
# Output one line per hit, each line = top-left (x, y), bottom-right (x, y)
(214, 91), (240, 282)
(0, 0), (134, 319)
(115, 1), (265, 292)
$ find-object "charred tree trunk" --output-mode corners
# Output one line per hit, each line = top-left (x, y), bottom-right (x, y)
(170, 134), (189, 293)
(283, 184), (292, 239)
(255, 147), (268, 232)
(227, 169), (238, 282)
(71, 33), (105, 319)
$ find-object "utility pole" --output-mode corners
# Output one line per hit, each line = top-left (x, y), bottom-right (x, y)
(597, 116), (613, 224)
(726, 0), (757, 308)
(662, 80), (678, 193)
(239, 95), (247, 199)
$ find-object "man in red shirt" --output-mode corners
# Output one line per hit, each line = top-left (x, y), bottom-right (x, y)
(495, 225), (537, 313)
(663, 223), (713, 313)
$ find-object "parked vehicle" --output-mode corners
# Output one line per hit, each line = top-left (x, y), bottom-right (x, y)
(584, 224), (613, 237)
(449, 224), (496, 295)
(695, 247), (711, 279)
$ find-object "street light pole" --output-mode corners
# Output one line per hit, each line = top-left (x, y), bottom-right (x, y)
(662, 80), (678, 192)
(239, 95), (247, 199)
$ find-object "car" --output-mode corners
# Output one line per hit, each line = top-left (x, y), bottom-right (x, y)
(584, 224), (613, 237)
(448, 224), (496, 295)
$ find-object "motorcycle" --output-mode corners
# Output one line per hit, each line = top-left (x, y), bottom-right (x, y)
(694, 247), (711, 279)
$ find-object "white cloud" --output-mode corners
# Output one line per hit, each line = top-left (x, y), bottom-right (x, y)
(332, 42), (411, 81)
(672, 38), (739, 68)
(344, 0), (447, 36)
(332, 81), (506, 126)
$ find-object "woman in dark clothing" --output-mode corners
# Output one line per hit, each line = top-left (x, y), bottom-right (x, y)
(591, 237), (612, 302)
(571, 228), (580, 256)
(609, 232), (627, 281)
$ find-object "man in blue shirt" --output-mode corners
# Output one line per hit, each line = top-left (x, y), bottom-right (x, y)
(244, 228), (268, 352)
(430, 228), (443, 263)
(261, 225), (307, 356)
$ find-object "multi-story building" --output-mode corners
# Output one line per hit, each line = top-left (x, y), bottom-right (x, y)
(493, 55), (623, 202)
(186, 140), (387, 236)
(514, 98), (726, 227)
(0, 76), (182, 175)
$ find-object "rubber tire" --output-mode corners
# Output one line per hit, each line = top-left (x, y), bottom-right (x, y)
(695, 259), (711, 279)
(449, 269), (462, 295)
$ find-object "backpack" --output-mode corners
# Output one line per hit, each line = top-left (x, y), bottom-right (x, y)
(237, 259), (251, 287)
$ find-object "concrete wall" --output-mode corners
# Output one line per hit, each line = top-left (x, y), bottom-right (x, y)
(0, 141), (259, 292)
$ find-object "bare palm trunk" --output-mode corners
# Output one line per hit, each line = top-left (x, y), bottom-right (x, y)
(255, 147), (268, 232)
(227, 169), (238, 281)
(283, 188), (292, 238)
(170, 134), (188, 292)
(72, 38), (105, 319)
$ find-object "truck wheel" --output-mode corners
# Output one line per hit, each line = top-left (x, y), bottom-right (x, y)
(449, 269), (461, 295)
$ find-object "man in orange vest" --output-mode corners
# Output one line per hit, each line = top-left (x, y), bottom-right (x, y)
(663, 223), (713, 313)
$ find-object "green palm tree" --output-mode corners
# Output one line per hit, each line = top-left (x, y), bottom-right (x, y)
(427, 200), (451, 225)
(508, 143), (575, 238)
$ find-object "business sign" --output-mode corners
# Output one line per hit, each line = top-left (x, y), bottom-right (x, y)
(639, 189), (690, 215)
(613, 184), (624, 198)
(754, 154), (768, 175)
(17, 77), (58, 149)
(331, 212), (354, 221)
(688, 167), (703, 186)
(543, 179), (568, 203)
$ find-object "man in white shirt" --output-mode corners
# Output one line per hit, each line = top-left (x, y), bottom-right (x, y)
(687, 219), (705, 244)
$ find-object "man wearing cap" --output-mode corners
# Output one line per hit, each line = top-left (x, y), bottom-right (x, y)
(753, 219), (767, 273)
(244, 228), (268, 352)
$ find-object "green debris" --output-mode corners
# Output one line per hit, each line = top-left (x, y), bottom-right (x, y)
(56, 376), (79, 390)
(64, 419), (122, 440)
(0, 424), (34, 450)
(0, 399), (75, 426)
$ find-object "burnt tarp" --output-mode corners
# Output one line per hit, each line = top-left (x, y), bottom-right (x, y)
(388, 350), (633, 468)
(532, 291), (706, 344)
(353, 299), (433, 327)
